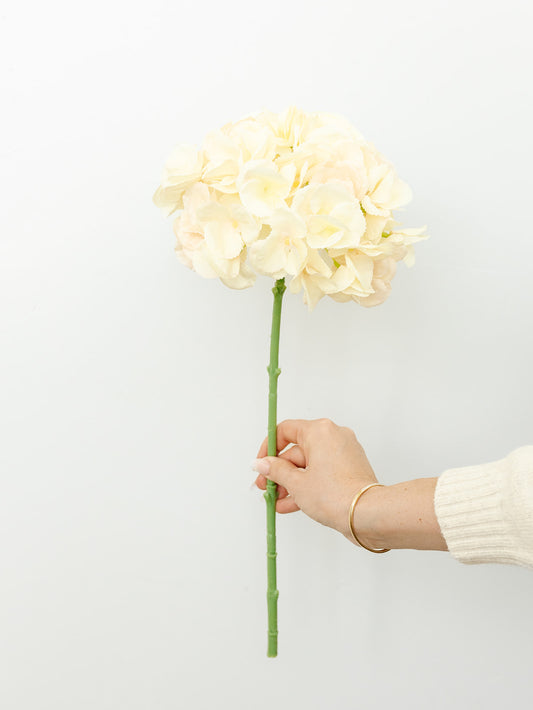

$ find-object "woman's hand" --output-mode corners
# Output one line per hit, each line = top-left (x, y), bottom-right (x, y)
(253, 418), (382, 544)
(253, 417), (449, 552)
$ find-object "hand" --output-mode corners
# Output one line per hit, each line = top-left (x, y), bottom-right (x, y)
(253, 418), (381, 542)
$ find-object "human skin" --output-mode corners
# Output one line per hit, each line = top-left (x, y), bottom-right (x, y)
(253, 418), (448, 552)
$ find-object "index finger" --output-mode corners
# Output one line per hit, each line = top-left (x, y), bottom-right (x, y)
(256, 419), (311, 457)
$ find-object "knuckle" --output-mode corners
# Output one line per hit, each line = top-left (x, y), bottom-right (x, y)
(340, 425), (356, 439)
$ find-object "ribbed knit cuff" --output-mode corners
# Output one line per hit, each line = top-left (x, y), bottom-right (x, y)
(434, 455), (519, 566)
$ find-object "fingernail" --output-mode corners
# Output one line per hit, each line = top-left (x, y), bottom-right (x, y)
(252, 458), (271, 476)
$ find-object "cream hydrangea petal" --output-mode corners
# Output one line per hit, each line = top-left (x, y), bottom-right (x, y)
(265, 205), (307, 238)
(201, 131), (241, 193)
(202, 162), (241, 194)
(345, 252), (375, 291)
(362, 215), (389, 244)
(180, 183), (212, 231)
(346, 242), (387, 258)
(175, 246), (193, 269)
(226, 118), (277, 162)
(328, 291), (352, 303)
(388, 226), (429, 245)
(403, 245), (416, 267)
(307, 157), (368, 200)
(301, 274), (326, 311)
(153, 144), (205, 215)
(288, 248), (333, 309)
(285, 239), (308, 275)
(289, 183), (312, 213)
(307, 215), (345, 248)
(248, 234), (286, 276)
(229, 204), (261, 245)
(293, 183), (364, 249)
(355, 256), (397, 307)
(314, 111), (366, 142)
(165, 144), (204, 176)
(370, 169), (394, 204)
(308, 182), (354, 214)
(208, 250), (241, 279)
(203, 220), (243, 259)
(263, 105), (313, 147)
(312, 264), (353, 294)
(237, 160), (294, 217)
(249, 235), (307, 279)
(220, 261), (256, 289)
(202, 130), (240, 163)
(172, 184), (211, 250)
(279, 163), (297, 188)
(279, 145), (321, 187)
(251, 204), (310, 276)
(173, 215), (204, 251)
(364, 166), (413, 214)
(288, 272), (303, 294)
(239, 182), (277, 217)
(190, 246), (220, 279)
(330, 201), (366, 246)
(361, 195), (390, 217)
(239, 174), (290, 217)
(333, 264), (358, 291)
(183, 181), (211, 204)
(355, 287), (390, 307)
(195, 200), (260, 258)
(389, 178), (412, 208)
(306, 248), (333, 278)
(153, 185), (183, 216)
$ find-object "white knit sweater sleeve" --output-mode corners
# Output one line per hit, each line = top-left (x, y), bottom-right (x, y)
(434, 445), (533, 569)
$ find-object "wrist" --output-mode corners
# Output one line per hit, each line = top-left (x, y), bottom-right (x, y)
(346, 478), (447, 552)
(346, 483), (390, 550)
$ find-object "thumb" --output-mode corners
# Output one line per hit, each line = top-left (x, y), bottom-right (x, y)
(252, 456), (299, 491)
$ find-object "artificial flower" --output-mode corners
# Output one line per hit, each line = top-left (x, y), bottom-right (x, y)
(154, 106), (428, 308)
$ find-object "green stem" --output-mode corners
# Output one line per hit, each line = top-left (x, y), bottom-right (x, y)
(264, 277), (286, 658)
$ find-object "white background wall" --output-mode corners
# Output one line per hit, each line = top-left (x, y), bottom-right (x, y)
(1, 1), (532, 708)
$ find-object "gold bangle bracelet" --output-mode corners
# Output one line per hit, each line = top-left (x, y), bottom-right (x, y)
(348, 482), (390, 553)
